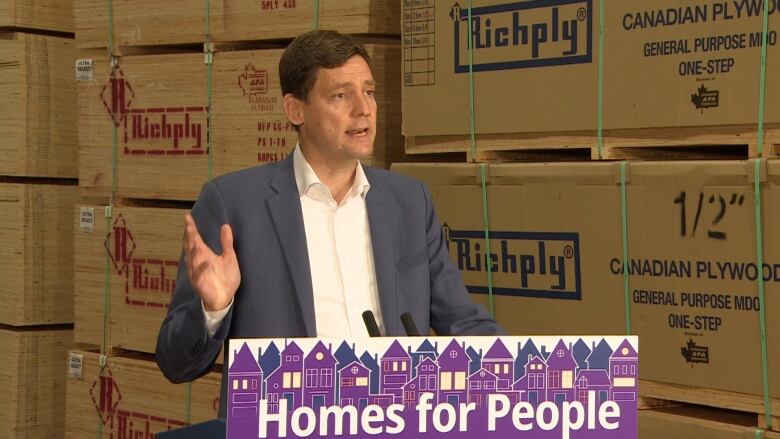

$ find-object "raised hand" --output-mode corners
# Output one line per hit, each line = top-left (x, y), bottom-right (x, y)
(183, 213), (241, 311)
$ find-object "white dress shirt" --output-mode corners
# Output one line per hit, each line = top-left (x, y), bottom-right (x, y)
(203, 145), (384, 338)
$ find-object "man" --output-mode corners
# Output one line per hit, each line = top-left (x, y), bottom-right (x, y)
(155, 30), (502, 417)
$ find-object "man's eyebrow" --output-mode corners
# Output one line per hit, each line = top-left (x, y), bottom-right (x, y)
(328, 79), (376, 90)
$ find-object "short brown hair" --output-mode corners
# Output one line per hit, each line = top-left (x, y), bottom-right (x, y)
(279, 30), (372, 101)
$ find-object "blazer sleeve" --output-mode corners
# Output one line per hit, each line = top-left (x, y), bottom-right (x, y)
(155, 181), (234, 383)
(423, 182), (506, 336)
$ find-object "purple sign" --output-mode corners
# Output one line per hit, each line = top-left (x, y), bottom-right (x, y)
(227, 336), (638, 438)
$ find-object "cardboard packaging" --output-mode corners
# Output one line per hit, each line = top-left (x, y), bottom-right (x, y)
(0, 33), (77, 178)
(78, 44), (401, 201)
(0, 326), (72, 439)
(402, 0), (780, 152)
(65, 350), (220, 438)
(75, 0), (399, 49)
(0, 0), (73, 33)
(0, 183), (77, 325)
(393, 160), (779, 415)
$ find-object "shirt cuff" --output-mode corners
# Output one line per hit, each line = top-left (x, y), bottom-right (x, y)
(202, 299), (233, 338)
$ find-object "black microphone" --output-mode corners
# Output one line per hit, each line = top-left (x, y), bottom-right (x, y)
(401, 312), (420, 336)
(362, 310), (381, 337)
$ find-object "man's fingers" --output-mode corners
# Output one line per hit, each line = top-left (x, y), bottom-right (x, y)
(220, 224), (235, 258)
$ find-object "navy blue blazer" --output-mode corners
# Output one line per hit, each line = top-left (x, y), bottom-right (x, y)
(155, 154), (502, 417)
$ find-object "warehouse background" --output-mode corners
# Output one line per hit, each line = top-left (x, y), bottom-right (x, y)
(1, 0), (779, 437)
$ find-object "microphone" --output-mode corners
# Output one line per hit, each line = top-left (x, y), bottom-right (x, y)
(362, 310), (381, 337)
(401, 312), (420, 336)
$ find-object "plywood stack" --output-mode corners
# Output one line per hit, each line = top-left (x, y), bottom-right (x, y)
(392, 160), (780, 435)
(0, 0), (73, 34)
(64, 349), (220, 438)
(73, 204), (187, 356)
(71, 0), (405, 431)
(74, 0), (399, 50)
(401, 0), (780, 160)
(0, 3), (77, 438)
(76, 43), (400, 201)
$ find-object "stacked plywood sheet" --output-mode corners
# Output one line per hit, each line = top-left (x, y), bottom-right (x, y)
(77, 43), (400, 201)
(65, 350), (221, 439)
(0, 0), (73, 33)
(73, 204), (185, 354)
(75, 0), (399, 49)
(0, 183), (77, 325)
(0, 33), (77, 178)
(0, 326), (72, 439)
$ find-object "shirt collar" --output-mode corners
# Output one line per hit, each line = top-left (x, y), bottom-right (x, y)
(292, 144), (371, 200)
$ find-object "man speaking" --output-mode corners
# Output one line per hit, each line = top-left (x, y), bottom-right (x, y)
(155, 30), (502, 418)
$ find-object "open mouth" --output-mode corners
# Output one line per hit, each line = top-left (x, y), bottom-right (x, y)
(346, 128), (370, 137)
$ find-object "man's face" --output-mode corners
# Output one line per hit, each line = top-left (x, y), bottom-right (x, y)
(293, 55), (377, 165)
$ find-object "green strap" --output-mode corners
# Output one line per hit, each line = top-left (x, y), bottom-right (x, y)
(312, 0), (320, 30)
(100, 2), (117, 438)
(756, 1), (769, 158)
(480, 164), (495, 317)
(753, 160), (772, 429)
(206, 50), (214, 181)
(620, 162), (631, 334)
(467, 1), (477, 160)
(596, 0), (605, 158)
(754, 429), (764, 439)
(754, 3), (772, 427)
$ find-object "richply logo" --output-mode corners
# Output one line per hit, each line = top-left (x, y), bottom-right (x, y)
(103, 214), (178, 309)
(450, 0), (592, 73)
(100, 68), (209, 155)
(90, 365), (193, 438)
(444, 226), (582, 300)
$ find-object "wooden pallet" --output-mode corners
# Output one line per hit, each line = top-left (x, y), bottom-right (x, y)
(641, 403), (780, 439)
(641, 379), (780, 432)
(406, 125), (780, 162)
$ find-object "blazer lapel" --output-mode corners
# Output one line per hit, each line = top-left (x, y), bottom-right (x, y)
(267, 158), (316, 337)
(365, 170), (399, 336)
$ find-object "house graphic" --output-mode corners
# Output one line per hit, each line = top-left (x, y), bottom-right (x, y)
(225, 336), (638, 438)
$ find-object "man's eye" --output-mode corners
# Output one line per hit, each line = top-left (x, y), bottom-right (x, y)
(335, 92), (345, 99)
(365, 90), (375, 96)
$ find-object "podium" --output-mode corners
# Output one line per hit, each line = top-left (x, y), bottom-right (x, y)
(156, 419), (225, 438)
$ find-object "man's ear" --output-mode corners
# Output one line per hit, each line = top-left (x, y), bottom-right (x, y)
(283, 93), (304, 126)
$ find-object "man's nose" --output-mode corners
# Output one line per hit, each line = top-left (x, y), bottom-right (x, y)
(352, 93), (372, 117)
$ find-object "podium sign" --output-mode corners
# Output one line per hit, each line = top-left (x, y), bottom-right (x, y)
(227, 336), (637, 439)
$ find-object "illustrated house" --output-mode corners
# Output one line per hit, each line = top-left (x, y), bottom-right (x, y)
(514, 354), (547, 405)
(227, 343), (263, 439)
(437, 339), (470, 406)
(338, 360), (371, 409)
(586, 339), (614, 370)
(265, 341), (304, 414)
(609, 339), (638, 402)
(575, 370), (611, 405)
(303, 341), (337, 410)
(482, 339), (514, 390)
(546, 339), (577, 403)
(380, 340), (412, 403)
(402, 357), (439, 409)
(467, 368), (498, 408)
(410, 339), (438, 372)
